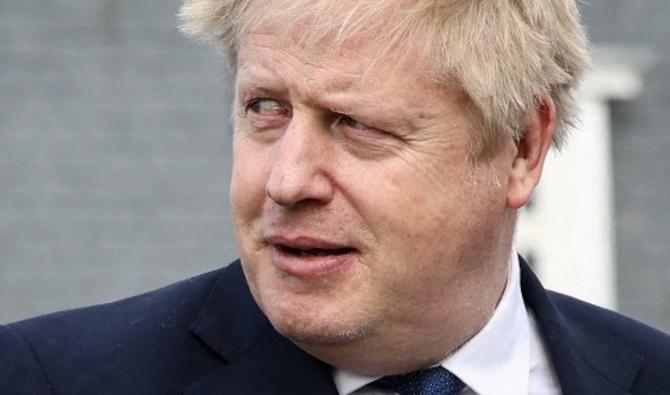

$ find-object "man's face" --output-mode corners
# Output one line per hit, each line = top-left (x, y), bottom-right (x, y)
(230, 25), (517, 367)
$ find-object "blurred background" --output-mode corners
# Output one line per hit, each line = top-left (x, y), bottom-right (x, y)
(1, 0), (668, 332)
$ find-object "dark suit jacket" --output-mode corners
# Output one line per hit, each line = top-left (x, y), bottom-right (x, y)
(2, 259), (669, 394)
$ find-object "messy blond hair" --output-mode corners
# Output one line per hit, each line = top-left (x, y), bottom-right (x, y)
(178, 0), (590, 157)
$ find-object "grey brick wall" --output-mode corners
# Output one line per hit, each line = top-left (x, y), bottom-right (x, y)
(1, 0), (236, 322)
(581, 1), (670, 331)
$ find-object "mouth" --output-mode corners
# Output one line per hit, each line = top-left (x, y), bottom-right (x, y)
(278, 245), (357, 257)
(265, 235), (359, 277)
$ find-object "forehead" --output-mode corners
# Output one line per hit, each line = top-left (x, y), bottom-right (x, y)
(236, 0), (432, 75)
(233, 2), (469, 129)
(242, 0), (405, 45)
(235, 28), (445, 116)
(237, 28), (387, 83)
(235, 27), (473, 139)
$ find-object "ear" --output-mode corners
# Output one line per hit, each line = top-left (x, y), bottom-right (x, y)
(506, 95), (556, 209)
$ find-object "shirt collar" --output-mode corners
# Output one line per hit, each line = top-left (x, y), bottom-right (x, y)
(333, 251), (530, 395)
(442, 252), (530, 395)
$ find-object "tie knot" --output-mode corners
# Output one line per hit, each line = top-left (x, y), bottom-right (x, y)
(374, 366), (464, 395)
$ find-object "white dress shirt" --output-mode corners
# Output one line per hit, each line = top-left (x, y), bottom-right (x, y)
(333, 252), (562, 395)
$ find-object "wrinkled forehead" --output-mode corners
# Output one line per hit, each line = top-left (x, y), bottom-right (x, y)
(236, 0), (432, 73)
(235, 28), (440, 107)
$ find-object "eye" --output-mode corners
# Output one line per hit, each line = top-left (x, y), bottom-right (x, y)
(339, 115), (371, 131)
(246, 98), (288, 116)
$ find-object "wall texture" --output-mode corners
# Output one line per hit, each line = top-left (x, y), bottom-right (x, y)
(581, 0), (670, 331)
(1, 0), (236, 322)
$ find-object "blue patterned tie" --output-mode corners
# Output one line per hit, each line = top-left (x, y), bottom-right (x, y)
(374, 366), (465, 395)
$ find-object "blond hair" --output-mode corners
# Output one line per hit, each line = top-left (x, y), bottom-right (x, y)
(178, 0), (590, 157)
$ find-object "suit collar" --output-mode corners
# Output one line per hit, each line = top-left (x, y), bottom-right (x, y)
(189, 261), (267, 362)
(519, 257), (641, 395)
(185, 261), (338, 395)
(185, 258), (643, 394)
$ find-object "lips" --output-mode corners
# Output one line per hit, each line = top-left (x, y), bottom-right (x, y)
(264, 234), (359, 277)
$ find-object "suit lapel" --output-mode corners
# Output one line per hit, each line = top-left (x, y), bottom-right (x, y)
(184, 257), (642, 394)
(519, 257), (641, 395)
(184, 261), (338, 395)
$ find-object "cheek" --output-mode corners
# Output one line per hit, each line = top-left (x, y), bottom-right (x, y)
(230, 138), (272, 223)
(370, 165), (464, 236)
(357, 160), (503, 266)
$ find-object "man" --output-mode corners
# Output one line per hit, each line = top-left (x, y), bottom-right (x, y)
(2, 0), (669, 394)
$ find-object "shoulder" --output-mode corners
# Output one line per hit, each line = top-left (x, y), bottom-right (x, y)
(8, 267), (224, 348)
(520, 258), (670, 365)
(548, 290), (670, 355)
(0, 324), (52, 394)
(547, 290), (670, 388)
(0, 267), (228, 394)
(520, 258), (670, 393)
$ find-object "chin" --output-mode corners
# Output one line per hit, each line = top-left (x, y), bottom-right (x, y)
(258, 287), (374, 347)
(276, 320), (368, 347)
(240, 245), (379, 347)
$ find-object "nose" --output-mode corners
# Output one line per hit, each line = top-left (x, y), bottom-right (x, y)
(265, 118), (335, 207)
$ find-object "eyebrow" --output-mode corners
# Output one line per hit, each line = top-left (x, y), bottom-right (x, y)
(235, 65), (424, 134)
(236, 84), (286, 101)
(235, 62), (286, 90)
